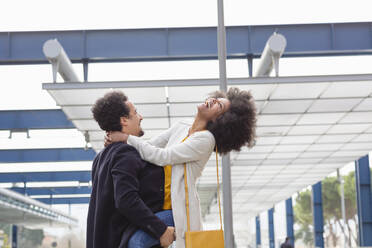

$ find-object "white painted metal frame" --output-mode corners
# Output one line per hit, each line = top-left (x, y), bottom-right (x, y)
(43, 73), (372, 227)
(0, 188), (78, 227)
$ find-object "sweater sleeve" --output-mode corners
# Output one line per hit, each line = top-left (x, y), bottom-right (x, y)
(127, 131), (215, 166)
(146, 122), (179, 148)
(111, 146), (167, 239)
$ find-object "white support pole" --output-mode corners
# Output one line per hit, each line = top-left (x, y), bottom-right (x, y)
(43, 39), (80, 83)
(217, 0), (235, 247)
(254, 33), (287, 77)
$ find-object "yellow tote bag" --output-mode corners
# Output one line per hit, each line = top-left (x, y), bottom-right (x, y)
(184, 146), (224, 248)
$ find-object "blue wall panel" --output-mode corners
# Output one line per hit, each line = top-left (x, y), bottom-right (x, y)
(355, 155), (372, 246)
(256, 216), (261, 247)
(0, 109), (74, 130)
(11, 186), (92, 195)
(0, 171), (91, 183)
(0, 148), (95, 163)
(268, 208), (275, 248)
(36, 197), (90, 205)
(286, 198), (295, 247)
(2, 22), (372, 64)
(312, 182), (324, 248)
(12, 225), (17, 248)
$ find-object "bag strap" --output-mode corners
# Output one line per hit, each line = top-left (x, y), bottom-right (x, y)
(215, 146), (223, 230)
(184, 138), (223, 231)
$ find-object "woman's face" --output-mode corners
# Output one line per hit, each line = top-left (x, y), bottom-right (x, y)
(197, 97), (231, 121)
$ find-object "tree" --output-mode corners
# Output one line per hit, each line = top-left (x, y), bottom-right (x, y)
(0, 223), (11, 248)
(342, 171), (358, 245)
(322, 176), (341, 247)
(294, 169), (366, 247)
(18, 226), (44, 248)
(294, 189), (313, 247)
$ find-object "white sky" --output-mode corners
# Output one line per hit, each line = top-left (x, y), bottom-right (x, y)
(1, 0), (372, 31)
(2, 0), (372, 246)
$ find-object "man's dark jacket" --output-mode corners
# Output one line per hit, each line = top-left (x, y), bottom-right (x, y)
(87, 142), (167, 248)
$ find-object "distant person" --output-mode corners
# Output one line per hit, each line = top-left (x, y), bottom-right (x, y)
(280, 237), (293, 248)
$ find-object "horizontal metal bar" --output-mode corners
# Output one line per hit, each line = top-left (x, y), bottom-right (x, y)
(0, 188), (78, 224)
(0, 171), (91, 183)
(3, 51), (372, 65)
(42, 74), (372, 90)
(2, 22), (372, 64)
(57, 101), (372, 108)
(256, 133), (372, 138)
(67, 107), (372, 119)
(91, 138), (372, 148)
(87, 128), (167, 132)
(35, 197), (90, 205)
(0, 109), (74, 130)
(228, 157), (357, 163)
(0, 148), (96, 163)
(198, 184), (303, 190)
(88, 130), (372, 143)
(257, 122), (372, 128)
(60, 102), (177, 107)
(76, 113), (354, 122)
(231, 147), (372, 155)
(10, 186), (92, 195)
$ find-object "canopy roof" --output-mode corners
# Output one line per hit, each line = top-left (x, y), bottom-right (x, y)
(0, 188), (78, 228)
(44, 73), (372, 216)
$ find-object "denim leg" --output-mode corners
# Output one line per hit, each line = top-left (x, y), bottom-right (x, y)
(127, 210), (174, 248)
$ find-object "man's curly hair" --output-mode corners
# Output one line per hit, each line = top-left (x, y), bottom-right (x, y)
(206, 87), (257, 154)
(91, 91), (130, 131)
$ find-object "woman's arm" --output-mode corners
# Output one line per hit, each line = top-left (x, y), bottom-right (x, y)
(106, 123), (180, 148)
(127, 131), (215, 166)
(146, 125), (177, 148)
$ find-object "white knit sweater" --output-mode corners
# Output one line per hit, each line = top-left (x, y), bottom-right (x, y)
(127, 121), (215, 248)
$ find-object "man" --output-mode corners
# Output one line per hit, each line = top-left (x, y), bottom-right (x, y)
(280, 237), (293, 248)
(87, 91), (174, 248)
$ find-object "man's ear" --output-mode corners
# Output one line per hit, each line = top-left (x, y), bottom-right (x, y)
(120, 116), (129, 127)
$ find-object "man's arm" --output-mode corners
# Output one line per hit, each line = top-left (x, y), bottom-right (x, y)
(111, 145), (168, 239)
(91, 154), (99, 182)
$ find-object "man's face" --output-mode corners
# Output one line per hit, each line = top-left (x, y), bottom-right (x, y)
(121, 101), (144, 137)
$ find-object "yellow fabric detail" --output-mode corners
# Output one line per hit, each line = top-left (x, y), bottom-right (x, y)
(163, 165), (172, 210)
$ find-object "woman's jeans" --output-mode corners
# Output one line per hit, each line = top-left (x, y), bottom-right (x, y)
(128, 210), (174, 248)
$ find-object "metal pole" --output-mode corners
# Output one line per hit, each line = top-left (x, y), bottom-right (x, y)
(222, 155), (234, 246)
(355, 155), (372, 246)
(217, 0), (227, 92)
(285, 198), (295, 247)
(83, 61), (88, 82)
(256, 216), (261, 248)
(247, 56), (253, 78)
(312, 182), (324, 248)
(68, 202), (72, 248)
(337, 169), (348, 248)
(217, 0), (234, 246)
(268, 208), (275, 248)
(11, 225), (17, 248)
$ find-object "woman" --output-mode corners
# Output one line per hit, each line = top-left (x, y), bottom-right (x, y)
(106, 87), (257, 248)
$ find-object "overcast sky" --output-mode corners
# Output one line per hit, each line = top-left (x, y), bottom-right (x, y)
(1, 0), (372, 32)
